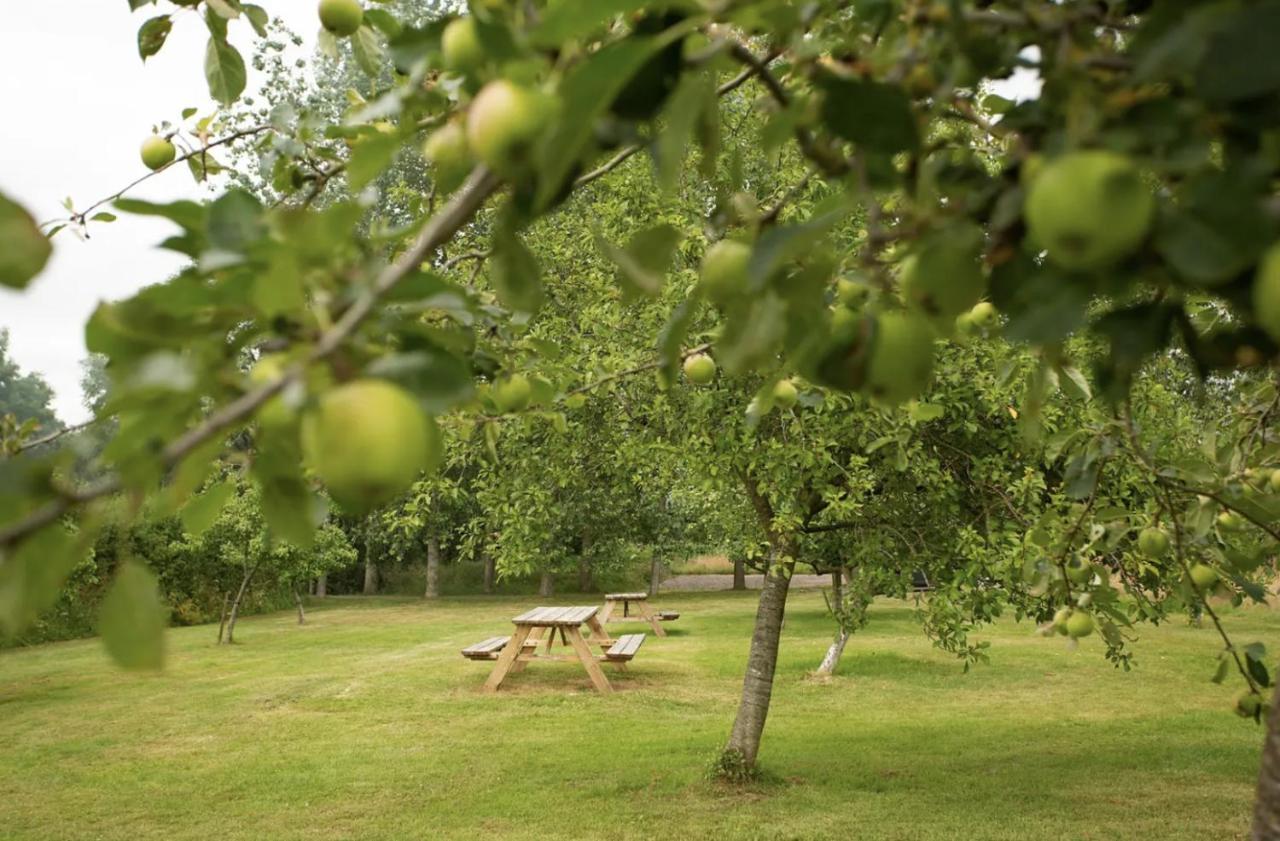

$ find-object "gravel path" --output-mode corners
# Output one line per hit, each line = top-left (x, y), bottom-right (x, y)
(659, 573), (831, 592)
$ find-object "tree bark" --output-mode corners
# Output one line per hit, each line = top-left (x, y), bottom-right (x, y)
(733, 557), (747, 590)
(363, 556), (378, 595)
(424, 536), (441, 599)
(482, 550), (496, 594)
(315, 573), (327, 597)
(815, 628), (850, 677)
(294, 587), (306, 625)
(723, 554), (794, 768)
(216, 590), (230, 644)
(538, 571), (554, 597)
(223, 565), (257, 645)
(649, 557), (662, 596)
(1253, 680), (1280, 838)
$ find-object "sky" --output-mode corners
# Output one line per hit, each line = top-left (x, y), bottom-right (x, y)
(0, 2), (312, 424)
(0, 6), (1039, 425)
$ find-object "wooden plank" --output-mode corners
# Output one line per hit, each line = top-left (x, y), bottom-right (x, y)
(605, 633), (645, 661)
(461, 636), (511, 658)
(512, 606), (556, 624)
(605, 592), (648, 600)
(658, 611), (680, 620)
(637, 600), (666, 638)
(483, 625), (532, 693)
(565, 626), (612, 693)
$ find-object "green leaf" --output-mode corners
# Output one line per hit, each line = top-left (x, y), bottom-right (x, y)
(180, 478), (235, 536)
(1057, 365), (1092, 401)
(1210, 655), (1230, 684)
(242, 4), (269, 36)
(596, 223), (682, 298)
(347, 132), (399, 191)
(91, 212), (118, 222)
(491, 225), (543, 314)
(908, 402), (945, 422)
(531, 0), (649, 46)
(0, 526), (85, 636)
(654, 71), (714, 192)
(115, 197), (208, 232)
(252, 248), (305, 317)
(535, 35), (669, 209)
(204, 36), (246, 105)
(137, 15), (173, 61)
(1196, 1), (1280, 102)
(206, 188), (263, 253)
(816, 75), (919, 154)
(363, 8), (402, 37)
(252, 428), (318, 549)
(0, 192), (53, 289)
(366, 349), (475, 414)
(205, 0), (240, 19)
(98, 562), (167, 671)
(352, 25), (386, 77)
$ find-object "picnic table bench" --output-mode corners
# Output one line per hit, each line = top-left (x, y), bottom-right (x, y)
(462, 606), (645, 694)
(599, 592), (679, 637)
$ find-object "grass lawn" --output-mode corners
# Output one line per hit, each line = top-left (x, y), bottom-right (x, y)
(0, 590), (1270, 840)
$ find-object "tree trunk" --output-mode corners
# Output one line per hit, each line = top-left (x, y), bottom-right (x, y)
(538, 571), (554, 597)
(577, 528), (594, 592)
(425, 536), (441, 599)
(722, 555), (795, 770)
(223, 566), (257, 645)
(815, 628), (851, 677)
(733, 557), (747, 590)
(316, 573), (327, 597)
(216, 590), (230, 644)
(363, 557), (378, 595)
(1253, 680), (1280, 838)
(294, 587), (306, 625)
(482, 550), (496, 594)
(649, 557), (662, 596)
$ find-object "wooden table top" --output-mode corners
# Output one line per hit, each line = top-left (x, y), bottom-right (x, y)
(604, 592), (648, 600)
(511, 606), (599, 626)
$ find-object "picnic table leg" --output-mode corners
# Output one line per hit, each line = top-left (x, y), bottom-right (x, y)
(584, 615), (625, 670)
(512, 627), (544, 674)
(565, 626), (612, 693)
(638, 600), (666, 637)
(483, 626), (532, 693)
(598, 600), (615, 624)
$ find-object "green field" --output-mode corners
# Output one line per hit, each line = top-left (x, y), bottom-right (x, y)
(0, 591), (1268, 840)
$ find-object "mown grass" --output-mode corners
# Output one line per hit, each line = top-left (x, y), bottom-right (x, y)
(669, 554), (736, 574)
(0, 590), (1271, 840)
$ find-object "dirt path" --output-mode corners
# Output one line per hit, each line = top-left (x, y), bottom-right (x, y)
(659, 573), (831, 592)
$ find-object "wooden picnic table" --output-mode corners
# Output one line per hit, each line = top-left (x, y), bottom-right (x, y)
(599, 592), (679, 638)
(466, 606), (645, 694)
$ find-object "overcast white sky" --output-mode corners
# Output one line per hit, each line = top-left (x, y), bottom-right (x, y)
(0, 7), (1038, 425)
(0, 2), (313, 424)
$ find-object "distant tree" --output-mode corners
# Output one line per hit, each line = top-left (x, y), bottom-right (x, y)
(0, 328), (59, 439)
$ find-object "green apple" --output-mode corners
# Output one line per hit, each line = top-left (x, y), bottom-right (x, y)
(862, 311), (935, 406)
(441, 17), (485, 73)
(1251, 243), (1280, 342)
(1053, 607), (1073, 636)
(249, 354), (294, 430)
(1189, 563), (1219, 590)
(1024, 151), (1154, 271)
(318, 0), (363, 36)
(466, 80), (548, 176)
(1269, 469), (1280, 493)
(1217, 511), (1245, 532)
(899, 223), (986, 319)
(302, 379), (439, 513)
(1064, 555), (1092, 585)
(968, 301), (998, 327)
(140, 135), (176, 170)
(1137, 527), (1170, 559)
(699, 239), (751, 304)
(683, 353), (716, 385)
(422, 121), (472, 192)
(773, 378), (798, 410)
(492, 374), (532, 413)
(1065, 611), (1095, 639)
